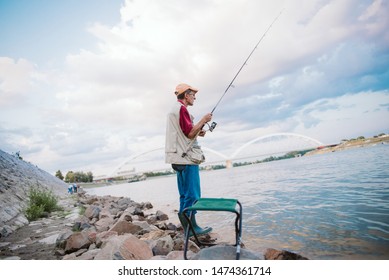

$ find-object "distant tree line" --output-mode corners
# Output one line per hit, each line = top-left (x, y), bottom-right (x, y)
(55, 170), (93, 183)
(342, 133), (386, 142)
(233, 149), (314, 167)
(143, 170), (175, 177)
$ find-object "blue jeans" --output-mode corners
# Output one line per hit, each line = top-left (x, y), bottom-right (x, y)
(175, 165), (201, 213)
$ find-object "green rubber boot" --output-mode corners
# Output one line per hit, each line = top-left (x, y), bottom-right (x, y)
(178, 213), (212, 237)
(178, 213), (193, 237)
(190, 214), (212, 235)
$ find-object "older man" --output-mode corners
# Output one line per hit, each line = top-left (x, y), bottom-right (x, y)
(165, 83), (212, 235)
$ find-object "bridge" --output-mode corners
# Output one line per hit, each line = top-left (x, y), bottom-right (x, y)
(96, 133), (324, 180)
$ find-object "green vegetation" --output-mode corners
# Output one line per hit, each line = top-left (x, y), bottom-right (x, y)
(24, 188), (62, 221)
(78, 205), (86, 216)
(232, 149), (315, 168)
(65, 171), (93, 183)
(342, 133), (386, 142)
(143, 170), (175, 177)
(373, 133), (386, 138)
(55, 170), (64, 180)
(55, 170), (93, 183)
(201, 164), (226, 170)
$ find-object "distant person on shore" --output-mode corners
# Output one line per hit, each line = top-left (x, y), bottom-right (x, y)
(165, 83), (213, 236)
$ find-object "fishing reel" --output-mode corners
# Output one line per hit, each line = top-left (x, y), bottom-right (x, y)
(206, 121), (217, 132)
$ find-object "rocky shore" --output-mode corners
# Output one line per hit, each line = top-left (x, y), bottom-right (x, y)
(0, 149), (307, 260)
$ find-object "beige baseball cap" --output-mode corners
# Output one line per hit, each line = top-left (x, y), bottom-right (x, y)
(175, 83), (199, 95)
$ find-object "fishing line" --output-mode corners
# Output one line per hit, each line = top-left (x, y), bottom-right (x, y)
(209, 9), (284, 129)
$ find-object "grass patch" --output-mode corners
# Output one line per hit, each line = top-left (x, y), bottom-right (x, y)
(78, 205), (86, 216)
(24, 187), (62, 221)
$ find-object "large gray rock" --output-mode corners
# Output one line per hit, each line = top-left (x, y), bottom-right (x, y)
(151, 235), (174, 256)
(84, 205), (101, 220)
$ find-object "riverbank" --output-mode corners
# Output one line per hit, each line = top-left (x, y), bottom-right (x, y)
(305, 135), (389, 156)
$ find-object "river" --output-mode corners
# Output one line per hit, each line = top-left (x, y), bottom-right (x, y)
(87, 144), (389, 259)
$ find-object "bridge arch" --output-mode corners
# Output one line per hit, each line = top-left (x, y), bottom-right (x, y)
(111, 147), (164, 176)
(110, 145), (230, 175)
(202, 147), (229, 160)
(231, 132), (323, 159)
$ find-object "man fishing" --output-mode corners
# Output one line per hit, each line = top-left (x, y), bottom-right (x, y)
(165, 83), (213, 236)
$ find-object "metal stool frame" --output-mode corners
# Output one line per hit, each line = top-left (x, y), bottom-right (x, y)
(182, 198), (243, 260)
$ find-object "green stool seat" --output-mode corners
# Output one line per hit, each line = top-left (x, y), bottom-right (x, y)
(185, 198), (239, 212)
(183, 198), (243, 260)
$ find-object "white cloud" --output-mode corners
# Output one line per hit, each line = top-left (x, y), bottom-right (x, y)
(0, 57), (41, 106)
(293, 90), (389, 143)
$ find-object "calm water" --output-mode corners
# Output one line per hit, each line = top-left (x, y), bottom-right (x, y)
(87, 144), (389, 259)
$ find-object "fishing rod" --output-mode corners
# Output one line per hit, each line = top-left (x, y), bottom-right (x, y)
(183, 9), (284, 159)
(207, 9), (284, 132)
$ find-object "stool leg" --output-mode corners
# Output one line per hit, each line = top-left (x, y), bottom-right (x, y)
(235, 201), (243, 260)
(183, 211), (198, 260)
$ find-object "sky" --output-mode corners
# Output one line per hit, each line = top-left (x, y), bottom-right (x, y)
(1, 0), (388, 177)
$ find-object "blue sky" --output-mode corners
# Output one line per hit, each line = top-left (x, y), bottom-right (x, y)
(0, 0), (122, 64)
(1, 0), (388, 176)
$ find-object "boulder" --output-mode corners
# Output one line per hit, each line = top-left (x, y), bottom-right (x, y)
(109, 220), (142, 235)
(84, 205), (101, 220)
(141, 202), (153, 209)
(140, 230), (165, 240)
(117, 197), (134, 210)
(98, 208), (113, 219)
(94, 234), (153, 260)
(140, 230), (175, 256)
(132, 207), (145, 217)
(173, 237), (200, 253)
(72, 216), (92, 231)
(64, 232), (92, 254)
(132, 221), (159, 234)
(56, 230), (74, 249)
(95, 216), (115, 232)
(95, 231), (118, 247)
(155, 210), (169, 221)
(151, 234), (174, 256)
(264, 248), (308, 260)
